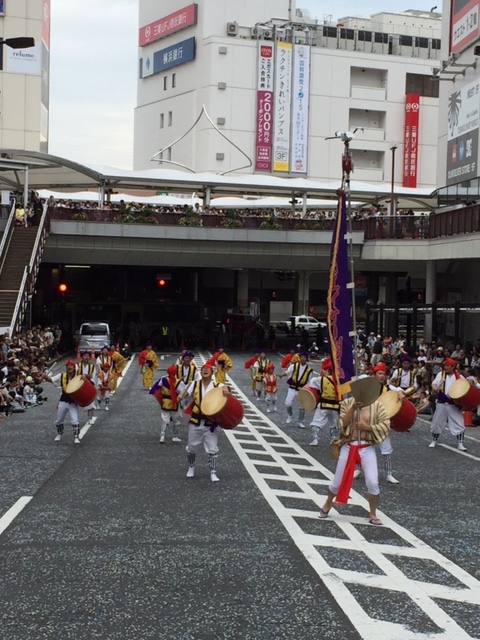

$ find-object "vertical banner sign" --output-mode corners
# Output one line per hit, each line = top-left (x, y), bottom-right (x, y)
(446, 78), (480, 185)
(255, 42), (274, 172)
(450, 0), (480, 54)
(327, 193), (354, 393)
(290, 44), (311, 174)
(272, 41), (293, 173)
(403, 94), (420, 188)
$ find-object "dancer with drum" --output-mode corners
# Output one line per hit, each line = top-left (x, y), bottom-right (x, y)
(388, 356), (418, 395)
(43, 359), (83, 444)
(176, 351), (199, 386)
(179, 363), (230, 482)
(149, 364), (184, 444)
(252, 350), (271, 400)
(308, 357), (340, 446)
(429, 357), (468, 450)
(279, 352), (315, 428)
(76, 350), (97, 419)
(319, 394), (390, 526)
(96, 362), (115, 411)
(263, 363), (278, 413)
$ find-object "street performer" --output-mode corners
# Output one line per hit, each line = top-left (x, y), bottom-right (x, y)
(76, 350), (97, 419)
(96, 361), (115, 411)
(263, 363), (277, 413)
(308, 356), (339, 446)
(149, 364), (184, 444)
(279, 351), (316, 428)
(429, 357), (467, 450)
(319, 394), (390, 525)
(252, 350), (271, 400)
(43, 359), (84, 444)
(139, 341), (158, 390)
(179, 363), (229, 482)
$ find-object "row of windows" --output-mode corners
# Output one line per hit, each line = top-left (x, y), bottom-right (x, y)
(321, 26), (440, 49)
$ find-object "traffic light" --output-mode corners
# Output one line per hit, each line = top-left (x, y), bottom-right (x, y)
(156, 273), (171, 287)
(58, 283), (68, 294)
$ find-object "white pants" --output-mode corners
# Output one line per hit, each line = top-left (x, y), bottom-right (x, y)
(284, 388), (298, 408)
(186, 421), (219, 455)
(310, 407), (338, 430)
(329, 444), (380, 496)
(55, 400), (79, 425)
(379, 434), (393, 455)
(431, 403), (465, 436)
(265, 392), (277, 406)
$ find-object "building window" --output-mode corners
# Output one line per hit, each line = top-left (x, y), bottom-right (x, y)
(406, 73), (439, 98)
(168, 147), (172, 161)
(168, 111), (173, 127)
(160, 113), (164, 129)
(172, 73), (176, 88)
(163, 76), (167, 91)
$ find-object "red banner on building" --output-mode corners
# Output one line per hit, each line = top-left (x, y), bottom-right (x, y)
(255, 43), (274, 172)
(403, 94), (420, 188)
(139, 4), (197, 47)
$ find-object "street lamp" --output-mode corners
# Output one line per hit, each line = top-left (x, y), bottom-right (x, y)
(390, 142), (398, 217)
(0, 37), (35, 49)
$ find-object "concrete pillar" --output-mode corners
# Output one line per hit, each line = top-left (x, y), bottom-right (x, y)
(236, 270), (249, 309)
(385, 274), (398, 337)
(424, 260), (435, 343)
(295, 271), (311, 315)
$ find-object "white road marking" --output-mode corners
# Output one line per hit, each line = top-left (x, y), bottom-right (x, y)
(216, 368), (480, 640)
(0, 496), (32, 537)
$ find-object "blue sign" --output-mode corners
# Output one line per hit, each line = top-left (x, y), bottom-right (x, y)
(141, 36), (195, 78)
(0, 1), (4, 14)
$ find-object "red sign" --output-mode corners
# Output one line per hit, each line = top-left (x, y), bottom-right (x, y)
(255, 43), (274, 172)
(139, 3), (197, 47)
(450, 0), (480, 54)
(403, 94), (420, 188)
(255, 91), (274, 171)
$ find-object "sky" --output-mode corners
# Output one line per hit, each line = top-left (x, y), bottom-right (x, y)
(48, 0), (443, 170)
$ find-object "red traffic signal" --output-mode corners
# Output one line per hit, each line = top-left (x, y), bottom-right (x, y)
(157, 278), (166, 287)
(58, 283), (68, 293)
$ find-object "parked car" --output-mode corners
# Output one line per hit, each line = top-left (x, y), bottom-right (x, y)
(276, 316), (326, 336)
(77, 322), (111, 355)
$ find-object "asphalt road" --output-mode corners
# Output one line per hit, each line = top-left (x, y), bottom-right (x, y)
(1, 351), (480, 640)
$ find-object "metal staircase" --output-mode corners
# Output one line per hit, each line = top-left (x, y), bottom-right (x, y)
(0, 207), (50, 334)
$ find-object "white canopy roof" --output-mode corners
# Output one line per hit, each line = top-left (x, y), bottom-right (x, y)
(0, 149), (437, 210)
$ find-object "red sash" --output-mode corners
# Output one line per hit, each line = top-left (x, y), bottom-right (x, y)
(335, 443), (369, 504)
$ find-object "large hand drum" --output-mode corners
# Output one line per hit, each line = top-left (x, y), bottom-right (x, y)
(448, 378), (480, 411)
(378, 391), (417, 432)
(66, 376), (97, 407)
(201, 388), (244, 429)
(297, 385), (321, 411)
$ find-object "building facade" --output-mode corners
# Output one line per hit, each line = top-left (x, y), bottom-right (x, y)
(0, 0), (50, 152)
(134, 1), (441, 192)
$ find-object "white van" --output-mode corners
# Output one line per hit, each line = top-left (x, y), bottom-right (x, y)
(77, 322), (111, 354)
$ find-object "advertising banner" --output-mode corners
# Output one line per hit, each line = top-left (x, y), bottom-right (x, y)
(450, 0), (480, 54)
(403, 94), (420, 188)
(255, 42), (274, 172)
(290, 44), (310, 174)
(446, 79), (480, 185)
(139, 3), (197, 47)
(272, 42), (292, 173)
(5, 43), (42, 76)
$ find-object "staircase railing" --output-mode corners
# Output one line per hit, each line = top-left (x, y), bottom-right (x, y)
(0, 199), (16, 273)
(9, 206), (51, 336)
